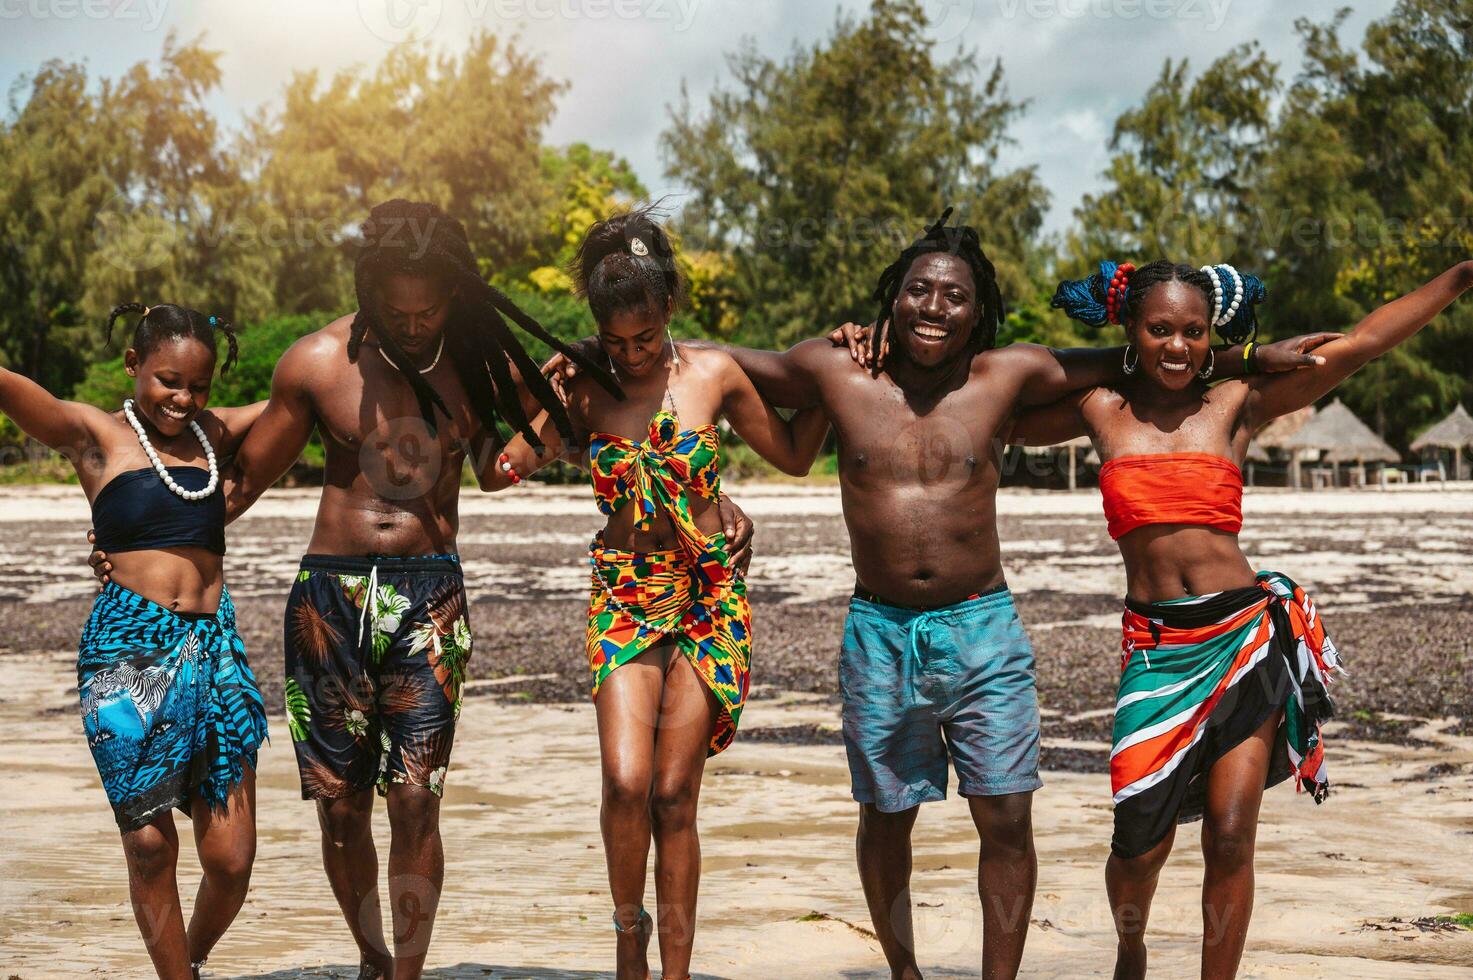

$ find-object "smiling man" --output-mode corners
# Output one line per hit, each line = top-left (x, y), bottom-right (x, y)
(221, 199), (624, 979)
(658, 210), (1331, 979)
(89, 200), (651, 980)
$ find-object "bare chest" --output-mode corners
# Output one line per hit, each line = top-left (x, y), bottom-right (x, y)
(1086, 389), (1245, 461)
(311, 359), (479, 469)
(582, 376), (722, 441)
(828, 382), (1008, 491)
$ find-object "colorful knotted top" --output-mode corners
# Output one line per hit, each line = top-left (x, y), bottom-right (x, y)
(589, 409), (725, 572)
(1098, 452), (1243, 541)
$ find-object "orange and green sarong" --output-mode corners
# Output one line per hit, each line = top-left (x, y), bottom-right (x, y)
(1110, 571), (1341, 857)
(586, 410), (751, 756)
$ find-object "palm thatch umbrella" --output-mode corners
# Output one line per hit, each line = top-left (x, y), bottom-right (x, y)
(1281, 399), (1400, 487)
(1245, 406), (1315, 485)
(1410, 404), (1473, 480)
(1253, 406), (1314, 484)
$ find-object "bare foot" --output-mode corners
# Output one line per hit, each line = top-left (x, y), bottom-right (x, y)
(358, 954), (393, 980)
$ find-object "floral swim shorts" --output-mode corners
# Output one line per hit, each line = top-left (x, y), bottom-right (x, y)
(283, 554), (471, 799)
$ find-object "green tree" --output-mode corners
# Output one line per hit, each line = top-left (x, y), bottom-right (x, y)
(0, 59), (118, 391)
(256, 33), (564, 315)
(1064, 44), (1280, 276)
(523, 142), (647, 293)
(82, 34), (271, 330)
(1259, 1), (1473, 446)
(662, 0), (1049, 347)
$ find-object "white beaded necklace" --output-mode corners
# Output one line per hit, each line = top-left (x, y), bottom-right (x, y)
(378, 336), (445, 374)
(122, 399), (219, 501)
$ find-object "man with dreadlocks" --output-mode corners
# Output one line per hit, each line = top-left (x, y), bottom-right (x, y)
(553, 208), (1333, 978)
(85, 199), (752, 980)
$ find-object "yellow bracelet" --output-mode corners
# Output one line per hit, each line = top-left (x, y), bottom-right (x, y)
(1243, 341), (1258, 372)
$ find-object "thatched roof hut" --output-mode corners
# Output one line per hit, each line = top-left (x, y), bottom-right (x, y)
(1243, 405), (1314, 476)
(1411, 404), (1473, 481)
(1281, 399), (1399, 464)
(1252, 406), (1315, 451)
(1411, 404), (1473, 451)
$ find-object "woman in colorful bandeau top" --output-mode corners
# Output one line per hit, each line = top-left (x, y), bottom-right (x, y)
(1015, 258), (1473, 979)
(0, 303), (270, 979)
(488, 206), (828, 980)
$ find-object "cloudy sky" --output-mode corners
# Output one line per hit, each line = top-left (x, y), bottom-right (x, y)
(1, 0), (1388, 235)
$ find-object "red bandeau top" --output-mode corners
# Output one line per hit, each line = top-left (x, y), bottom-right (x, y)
(1097, 453), (1243, 541)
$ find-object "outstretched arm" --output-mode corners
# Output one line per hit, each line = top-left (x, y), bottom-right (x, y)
(718, 352), (829, 476)
(0, 366), (106, 459)
(1003, 334), (1339, 408)
(223, 340), (320, 522)
(1246, 261), (1473, 428)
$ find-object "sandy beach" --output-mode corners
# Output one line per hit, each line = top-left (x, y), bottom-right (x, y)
(2, 483), (1471, 977)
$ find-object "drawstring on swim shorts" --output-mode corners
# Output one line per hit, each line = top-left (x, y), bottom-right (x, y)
(358, 563), (380, 649)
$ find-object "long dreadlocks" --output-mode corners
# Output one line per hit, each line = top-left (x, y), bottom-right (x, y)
(870, 207), (1007, 374)
(348, 199), (622, 451)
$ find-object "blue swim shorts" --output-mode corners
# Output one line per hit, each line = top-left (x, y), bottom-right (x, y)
(839, 586), (1042, 812)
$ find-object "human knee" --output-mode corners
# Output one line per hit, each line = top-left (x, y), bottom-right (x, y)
(971, 795), (1034, 856)
(1109, 843), (1171, 885)
(201, 841), (255, 892)
(858, 804), (918, 843)
(386, 784), (440, 832)
(1203, 816), (1256, 872)
(602, 766), (652, 812)
(317, 795), (374, 848)
(123, 824), (176, 879)
(651, 779), (698, 833)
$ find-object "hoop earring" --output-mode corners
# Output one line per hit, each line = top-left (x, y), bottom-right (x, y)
(1197, 347), (1215, 381)
(1122, 344), (1139, 376)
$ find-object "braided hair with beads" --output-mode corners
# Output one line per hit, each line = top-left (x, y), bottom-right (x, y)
(105, 303), (239, 374)
(1050, 260), (1266, 343)
(349, 199), (622, 451)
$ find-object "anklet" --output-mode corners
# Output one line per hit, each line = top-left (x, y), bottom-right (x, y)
(613, 906), (652, 933)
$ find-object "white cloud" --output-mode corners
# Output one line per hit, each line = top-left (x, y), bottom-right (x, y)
(0, 0), (1390, 236)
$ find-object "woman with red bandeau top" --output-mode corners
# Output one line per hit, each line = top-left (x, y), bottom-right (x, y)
(1010, 258), (1473, 980)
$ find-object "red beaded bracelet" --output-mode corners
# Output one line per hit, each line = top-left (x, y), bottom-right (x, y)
(498, 452), (523, 486)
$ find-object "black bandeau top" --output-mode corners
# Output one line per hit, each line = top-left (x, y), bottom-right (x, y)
(91, 467), (226, 556)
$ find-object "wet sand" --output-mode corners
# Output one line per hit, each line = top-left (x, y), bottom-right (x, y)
(2, 649), (1471, 977)
(1, 484), (1471, 976)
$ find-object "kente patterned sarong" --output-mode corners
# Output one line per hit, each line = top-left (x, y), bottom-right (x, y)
(587, 409), (750, 756)
(78, 582), (268, 832)
(1110, 571), (1341, 858)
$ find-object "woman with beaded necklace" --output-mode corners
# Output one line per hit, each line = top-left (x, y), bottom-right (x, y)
(489, 207), (828, 980)
(0, 302), (269, 979)
(1013, 258), (1473, 978)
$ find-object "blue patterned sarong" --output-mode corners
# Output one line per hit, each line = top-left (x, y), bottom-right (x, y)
(78, 582), (268, 831)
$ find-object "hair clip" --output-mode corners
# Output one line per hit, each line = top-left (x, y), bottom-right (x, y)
(208, 315), (218, 326)
(629, 237), (649, 257)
